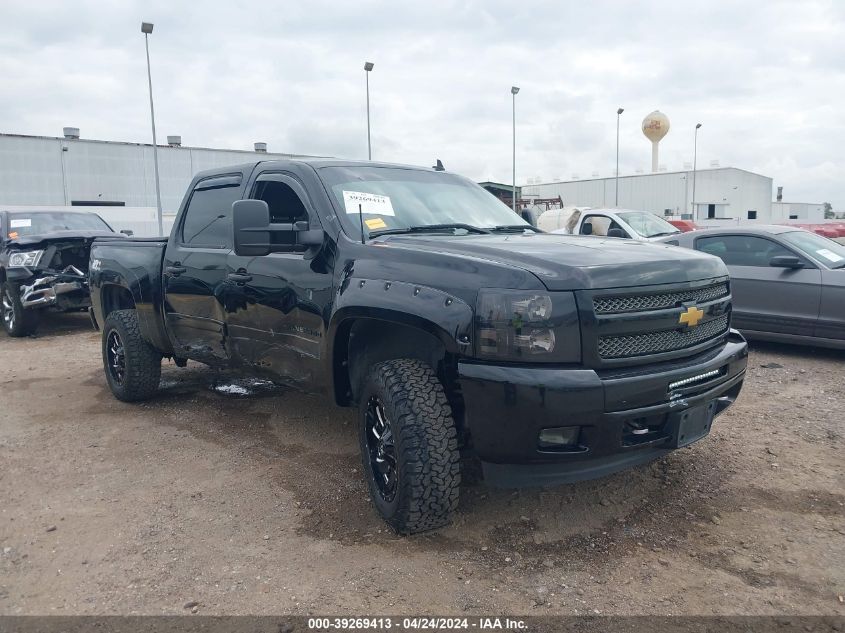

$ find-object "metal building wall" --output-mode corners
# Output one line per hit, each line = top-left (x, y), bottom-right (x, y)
(0, 136), (68, 206)
(0, 134), (312, 213)
(771, 202), (825, 222)
(522, 168), (773, 221)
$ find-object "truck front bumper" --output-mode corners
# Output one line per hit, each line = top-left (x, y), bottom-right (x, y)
(8, 267), (90, 311)
(458, 330), (748, 487)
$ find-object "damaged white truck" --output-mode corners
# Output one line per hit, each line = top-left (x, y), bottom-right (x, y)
(0, 209), (121, 336)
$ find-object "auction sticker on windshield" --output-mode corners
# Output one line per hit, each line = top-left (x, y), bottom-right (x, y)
(364, 218), (387, 230)
(816, 248), (843, 263)
(342, 191), (395, 216)
(10, 218), (31, 228)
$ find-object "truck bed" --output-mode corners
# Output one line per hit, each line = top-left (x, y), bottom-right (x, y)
(89, 237), (171, 353)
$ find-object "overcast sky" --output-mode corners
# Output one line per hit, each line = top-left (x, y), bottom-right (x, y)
(2, 1), (843, 208)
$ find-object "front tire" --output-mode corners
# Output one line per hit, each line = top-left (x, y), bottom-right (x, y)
(2, 281), (39, 337)
(358, 359), (460, 534)
(102, 309), (161, 402)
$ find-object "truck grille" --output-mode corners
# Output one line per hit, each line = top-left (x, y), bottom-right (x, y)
(598, 314), (730, 359)
(593, 282), (729, 315)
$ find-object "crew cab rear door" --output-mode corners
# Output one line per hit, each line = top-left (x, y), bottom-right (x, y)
(224, 171), (332, 386)
(163, 174), (244, 364)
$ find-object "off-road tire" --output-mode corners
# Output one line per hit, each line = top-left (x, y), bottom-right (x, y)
(358, 359), (460, 534)
(2, 281), (39, 337)
(102, 309), (161, 402)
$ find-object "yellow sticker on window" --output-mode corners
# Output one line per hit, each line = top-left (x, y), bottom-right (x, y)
(365, 218), (387, 230)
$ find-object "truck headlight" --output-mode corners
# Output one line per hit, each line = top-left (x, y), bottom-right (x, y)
(475, 290), (581, 362)
(8, 250), (43, 268)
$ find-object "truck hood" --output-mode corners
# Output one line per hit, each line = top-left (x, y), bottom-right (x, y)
(6, 230), (121, 249)
(377, 233), (727, 291)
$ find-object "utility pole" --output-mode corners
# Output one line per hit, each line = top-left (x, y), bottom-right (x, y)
(511, 86), (520, 213)
(615, 107), (624, 206)
(142, 21), (164, 236)
(364, 62), (374, 160)
(692, 123), (702, 217)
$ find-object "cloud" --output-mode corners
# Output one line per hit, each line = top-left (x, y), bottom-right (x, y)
(1, 0), (843, 207)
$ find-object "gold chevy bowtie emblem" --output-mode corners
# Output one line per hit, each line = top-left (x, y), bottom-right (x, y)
(679, 305), (705, 327)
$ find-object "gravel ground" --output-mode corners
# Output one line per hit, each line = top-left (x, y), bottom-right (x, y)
(0, 312), (843, 616)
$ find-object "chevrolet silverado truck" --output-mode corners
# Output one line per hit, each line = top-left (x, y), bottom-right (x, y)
(89, 159), (748, 534)
(1, 209), (120, 336)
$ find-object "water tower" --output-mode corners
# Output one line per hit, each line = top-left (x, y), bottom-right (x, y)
(642, 110), (670, 173)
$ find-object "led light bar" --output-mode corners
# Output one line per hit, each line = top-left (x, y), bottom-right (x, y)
(668, 369), (722, 391)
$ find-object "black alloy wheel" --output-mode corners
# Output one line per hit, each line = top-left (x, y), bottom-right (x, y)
(1, 287), (14, 333)
(357, 358), (460, 534)
(1, 281), (38, 337)
(100, 309), (161, 402)
(365, 395), (398, 502)
(106, 329), (126, 385)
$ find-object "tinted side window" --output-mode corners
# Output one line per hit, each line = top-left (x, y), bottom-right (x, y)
(253, 180), (308, 224)
(697, 235), (793, 267)
(252, 179), (310, 247)
(180, 184), (241, 248)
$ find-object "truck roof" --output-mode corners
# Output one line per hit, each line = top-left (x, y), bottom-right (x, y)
(192, 158), (439, 181)
(2, 208), (100, 215)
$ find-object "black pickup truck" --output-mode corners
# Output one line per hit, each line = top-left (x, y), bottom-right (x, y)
(1, 209), (120, 336)
(89, 159), (748, 534)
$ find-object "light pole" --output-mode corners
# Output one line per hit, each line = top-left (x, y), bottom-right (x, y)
(511, 86), (520, 213)
(615, 107), (624, 206)
(692, 122), (702, 218)
(364, 62), (374, 160)
(141, 22), (163, 236)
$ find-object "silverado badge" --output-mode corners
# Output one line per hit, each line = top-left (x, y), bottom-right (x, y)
(679, 305), (705, 327)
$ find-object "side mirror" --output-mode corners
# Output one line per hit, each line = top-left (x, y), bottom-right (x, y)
(770, 255), (804, 269)
(607, 228), (627, 239)
(581, 222), (593, 236)
(233, 199), (271, 257)
(295, 222), (324, 247)
(232, 200), (325, 257)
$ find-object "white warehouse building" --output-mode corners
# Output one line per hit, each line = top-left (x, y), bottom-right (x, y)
(522, 167), (793, 223)
(0, 130), (316, 236)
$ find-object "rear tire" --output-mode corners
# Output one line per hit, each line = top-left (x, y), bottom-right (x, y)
(102, 309), (161, 402)
(358, 359), (460, 534)
(2, 281), (39, 337)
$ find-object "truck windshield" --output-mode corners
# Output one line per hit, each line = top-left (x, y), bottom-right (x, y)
(317, 166), (529, 238)
(7, 212), (112, 238)
(616, 211), (680, 238)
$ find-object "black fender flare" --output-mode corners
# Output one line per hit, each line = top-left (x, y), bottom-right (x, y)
(92, 271), (171, 354)
(327, 278), (474, 404)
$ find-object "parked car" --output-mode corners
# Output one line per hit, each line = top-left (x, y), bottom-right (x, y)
(90, 159), (747, 534)
(668, 219), (700, 233)
(659, 225), (845, 349)
(538, 207), (682, 242)
(0, 209), (120, 336)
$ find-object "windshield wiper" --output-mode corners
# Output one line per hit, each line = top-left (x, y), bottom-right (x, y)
(648, 231), (680, 238)
(490, 225), (538, 233)
(369, 223), (491, 238)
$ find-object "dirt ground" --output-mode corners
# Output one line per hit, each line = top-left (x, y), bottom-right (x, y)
(1, 312), (843, 616)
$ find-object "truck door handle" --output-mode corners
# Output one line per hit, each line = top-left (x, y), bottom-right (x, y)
(166, 265), (187, 276)
(227, 272), (253, 283)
